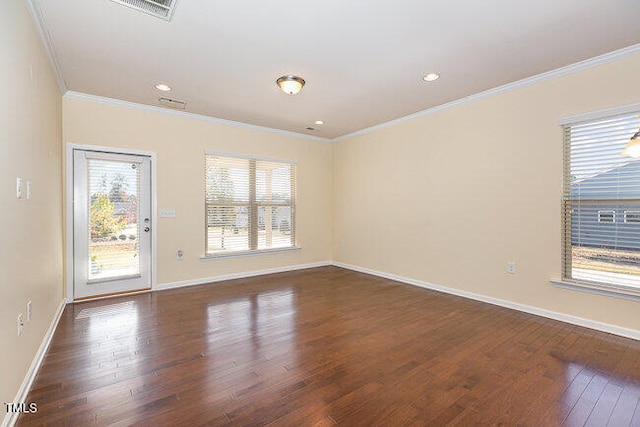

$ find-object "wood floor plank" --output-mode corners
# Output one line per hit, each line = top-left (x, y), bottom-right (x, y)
(563, 373), (610, 426)
(607, 383), (640, 426)
(584, 381), (624, 426)
(15, 266), (640, 426)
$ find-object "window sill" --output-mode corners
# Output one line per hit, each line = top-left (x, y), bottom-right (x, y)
(550, 278), (640, 302)
(200, 246), (301, 261)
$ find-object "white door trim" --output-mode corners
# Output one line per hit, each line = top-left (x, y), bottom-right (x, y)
(65, 143), (158, 302)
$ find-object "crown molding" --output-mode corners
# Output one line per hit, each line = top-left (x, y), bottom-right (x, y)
(25, 0), (67, 94)
(27, 0), (638, 146)
(63, 91), (333, 143)
(558, 101), (640, 126)
(333, 43), (640, 143)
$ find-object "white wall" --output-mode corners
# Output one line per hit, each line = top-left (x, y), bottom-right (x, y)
(63, 96), (333, 287)
(333, 52), (640, 333)
(0, 0), (64, 411)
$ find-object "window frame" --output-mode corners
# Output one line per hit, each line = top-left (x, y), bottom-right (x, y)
(203, 151), (298, 259)
(554, 103), (640, 300)
(597, 210), (615, 223)
(624, 210), (640, 224)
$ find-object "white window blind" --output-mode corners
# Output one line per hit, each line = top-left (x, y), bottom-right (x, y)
(205, 153), (296, 256)
(562, 111), (640, 290)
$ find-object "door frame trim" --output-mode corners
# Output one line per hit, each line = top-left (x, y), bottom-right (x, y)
(65, 143), (158, 302)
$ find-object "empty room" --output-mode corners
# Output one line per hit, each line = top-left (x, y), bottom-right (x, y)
(3, 0), (640, 425)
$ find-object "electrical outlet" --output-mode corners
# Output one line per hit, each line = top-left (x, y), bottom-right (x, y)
(27, 301), (32, 322)
(507, 262), (517, 274)
(339, 239), (345, 249)
(177, 249), (184, 260)
(16, 177), (22, 199)
(17, 314), (24, 337)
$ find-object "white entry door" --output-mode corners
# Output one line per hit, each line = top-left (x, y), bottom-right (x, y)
(73, 150), (152, 299)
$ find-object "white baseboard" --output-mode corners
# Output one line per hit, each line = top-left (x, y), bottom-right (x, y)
(155, 261), (332, 291)
(332, 261), (640, 341)
(2, 299), (67, 427)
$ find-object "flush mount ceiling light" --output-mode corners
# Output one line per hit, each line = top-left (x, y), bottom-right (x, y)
(155, 83), (171, 91)
(277, 75), (305, 95)
(314, 120), (324, 125)
(622, 129), (640, 157)
(422, 72), (440, 82)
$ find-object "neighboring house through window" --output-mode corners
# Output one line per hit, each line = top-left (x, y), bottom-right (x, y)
(205, 152), (296, 256)
(562, 109), (640, 292)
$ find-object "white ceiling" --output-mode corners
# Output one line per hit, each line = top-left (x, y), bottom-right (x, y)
(34, 0), (640, 140)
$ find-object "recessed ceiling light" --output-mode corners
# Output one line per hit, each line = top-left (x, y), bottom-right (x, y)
(314, 120), (324, 125)
(422, 73), (440, 82)
(155, 83), (172, 91)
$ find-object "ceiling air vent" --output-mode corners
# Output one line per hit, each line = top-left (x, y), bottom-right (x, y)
(110, 0), (178, 21)
(159, 97), (186, 110)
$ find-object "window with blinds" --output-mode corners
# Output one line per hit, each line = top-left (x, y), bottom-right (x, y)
(205, 153), (296, 256)
(562, 111), (640, 290)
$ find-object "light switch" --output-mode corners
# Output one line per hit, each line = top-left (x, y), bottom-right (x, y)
(26, 181), (31, 200)
(159, 208), (176, 218)
(16, 177), (22, 199)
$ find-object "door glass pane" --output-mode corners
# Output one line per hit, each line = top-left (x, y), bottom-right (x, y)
(87, 159), (141, 280)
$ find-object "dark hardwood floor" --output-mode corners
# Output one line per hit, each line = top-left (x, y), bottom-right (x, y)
(17, 266), (640, 426)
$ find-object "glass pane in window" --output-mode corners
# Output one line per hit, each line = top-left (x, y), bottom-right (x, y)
(566, 113), (640, 289)
(257, 206), (293, 250)
(206, 205), (250, 252)
(256, 162), (292, 203)
(205, 159), (250, 203)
